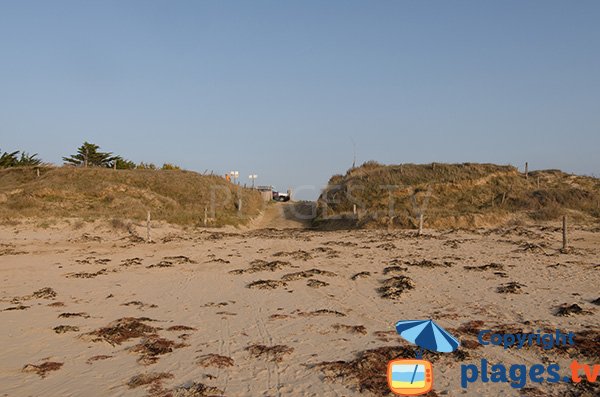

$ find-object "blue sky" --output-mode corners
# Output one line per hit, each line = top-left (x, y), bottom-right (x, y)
(1, 1), (599, 199)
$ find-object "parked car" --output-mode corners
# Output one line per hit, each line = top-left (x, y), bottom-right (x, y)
(272, 188), (290, 202)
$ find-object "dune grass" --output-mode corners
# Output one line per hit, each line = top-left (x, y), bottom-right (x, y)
(316, 162), (600, 229)
(0, 166), (263, 227)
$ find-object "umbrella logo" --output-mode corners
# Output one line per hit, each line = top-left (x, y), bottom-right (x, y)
(387, 320), (460, 396)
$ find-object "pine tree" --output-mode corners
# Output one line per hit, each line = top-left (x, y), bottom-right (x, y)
(63, 142), (118, 167)
(0, 149), (19, 167)
(0, 149), (41, 167)
(16, 152), (42, 166)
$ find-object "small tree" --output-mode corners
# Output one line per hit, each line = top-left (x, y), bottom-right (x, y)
(63, 142), (117, 167)
(0, 149), (42, 168)
(111, 157), (136, 170)
(137, 162), (157, 170)
(16, 152), (42, 166)
(0, 149), (19, 167)
(161, 163), (181, 170)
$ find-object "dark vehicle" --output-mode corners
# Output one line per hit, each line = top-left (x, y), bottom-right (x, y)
(272, 189), (290, 202)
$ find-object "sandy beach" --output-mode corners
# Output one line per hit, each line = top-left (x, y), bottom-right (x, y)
(1, 206), (598, 396)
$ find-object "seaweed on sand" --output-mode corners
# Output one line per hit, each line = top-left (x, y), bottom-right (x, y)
(22, 361), (63, 378)
(377, 276), (415, 299)
(246, 280), (288, 290)
(246, 344), (294, 363)
(196, 353), (234, 368)
(85, 317), (159, 345)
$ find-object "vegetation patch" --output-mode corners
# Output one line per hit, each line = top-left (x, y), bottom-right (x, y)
(377, 276), (415, 299)
(129, 336), (185, 364)
(464, 263), (504, 271)
(196, 353), (235, 368)
(554, 303), (593, 317)
(332, 324), (367, 335)
(58, 312), (90, 318)
(316, 162), (600, 229)
(246, 280), (288, 290)
(66, 269), (107, 278)
(127, 372), (174, 389)
(85, 317), (159, 345)
(167, 381), (224, 397)
(297, 309), (346, 317)
(230, 260), (293, 274)
(246, 344), (294, 363)
(0, 166), (263, 226)
(314, 346), (414, 395)
(281, 268), (337, 281)
(497, 282), (527, 294)
(54, 325), (80, 333)
(351, 271), (371, 280)
(22, 361), (63, 378)
(306, 279), (329, 288)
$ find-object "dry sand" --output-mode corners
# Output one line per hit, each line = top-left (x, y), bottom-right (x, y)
(1, 205), (599, 396)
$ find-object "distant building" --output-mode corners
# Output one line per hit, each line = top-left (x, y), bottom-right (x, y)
(256, 185), (273, 201)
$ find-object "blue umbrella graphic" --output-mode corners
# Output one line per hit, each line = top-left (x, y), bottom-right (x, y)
(394, 320), (459, 387)
(395, 319), (459, 358)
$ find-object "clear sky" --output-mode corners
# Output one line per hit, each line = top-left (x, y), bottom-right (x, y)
(1, 1), (599, 199)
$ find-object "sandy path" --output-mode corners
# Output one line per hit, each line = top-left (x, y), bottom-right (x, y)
(246, 202), (316, 230)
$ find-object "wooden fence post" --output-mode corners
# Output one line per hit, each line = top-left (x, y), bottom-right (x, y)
(204, 206), (208, 226)
(146, 211), (151, 243)
(353, 204), (357, 215)
(238, 197), (242, 214)
(418, 213), (424, 236)
(562, 215), (568, 252)
(525, 162), (529, 179)
(36, 168), (40, 177)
